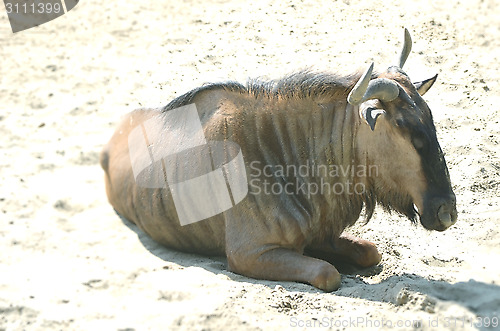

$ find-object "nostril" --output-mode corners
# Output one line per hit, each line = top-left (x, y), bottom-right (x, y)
(437, 205), (453, 228)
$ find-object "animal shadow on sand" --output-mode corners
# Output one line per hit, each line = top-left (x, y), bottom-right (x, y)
(119, 214), (500, 319)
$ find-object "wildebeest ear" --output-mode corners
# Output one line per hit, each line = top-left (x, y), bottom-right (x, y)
(360, 107), (385, 131)
(414, 74), (438, 96)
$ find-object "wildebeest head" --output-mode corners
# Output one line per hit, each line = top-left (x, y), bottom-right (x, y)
(348, 29), (457, 231)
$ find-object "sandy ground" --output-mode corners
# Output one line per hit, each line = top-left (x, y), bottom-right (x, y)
(1, 0), (499, 330)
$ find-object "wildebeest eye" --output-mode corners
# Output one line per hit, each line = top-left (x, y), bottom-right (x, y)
(411, 131), (429, 151)
(413, 137), (425, 150)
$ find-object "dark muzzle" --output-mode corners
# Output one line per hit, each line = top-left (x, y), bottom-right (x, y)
(420, 193), (458, 231)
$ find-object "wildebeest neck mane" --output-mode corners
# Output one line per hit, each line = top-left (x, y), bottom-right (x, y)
(163, 70), (364, 110)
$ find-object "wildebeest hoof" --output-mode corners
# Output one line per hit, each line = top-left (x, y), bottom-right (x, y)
(354, 241), (382, 268)
(311, 264), (341, 292)
(332, 233), (382, 268)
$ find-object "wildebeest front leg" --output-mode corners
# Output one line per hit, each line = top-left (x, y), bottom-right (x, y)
(306, 233), (382, 268)
(227, 246), (342, 292)
(225, 199), (342, 291)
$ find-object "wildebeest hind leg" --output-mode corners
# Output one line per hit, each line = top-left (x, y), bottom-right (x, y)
(227, 247), (341, 292)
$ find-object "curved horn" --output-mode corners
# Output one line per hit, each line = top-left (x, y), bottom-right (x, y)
(347, 62), (374, 105)
(399, 28), (412, 68)
(348, 63), (400, 105)
(361, 78), (400, 103)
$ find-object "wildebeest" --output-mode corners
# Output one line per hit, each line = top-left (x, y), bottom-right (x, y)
(100, 28), (457, 291)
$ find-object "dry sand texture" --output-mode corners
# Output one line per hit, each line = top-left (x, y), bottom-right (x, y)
(1, 0), (499, 330)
